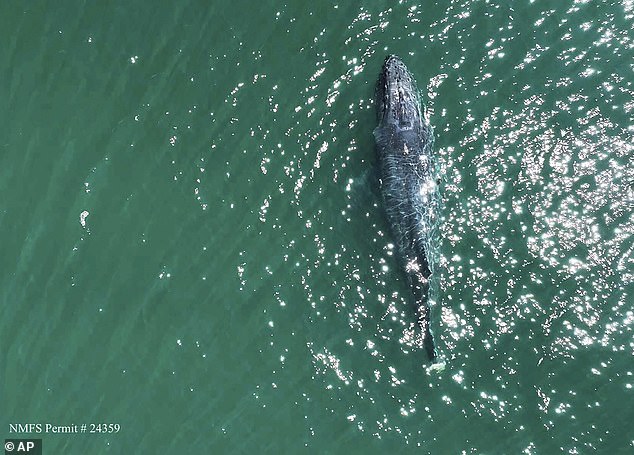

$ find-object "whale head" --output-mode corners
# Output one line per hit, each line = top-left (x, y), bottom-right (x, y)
(375, 55), (422, 130)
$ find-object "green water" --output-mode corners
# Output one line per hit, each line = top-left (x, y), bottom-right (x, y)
(1, 0), (633, 453)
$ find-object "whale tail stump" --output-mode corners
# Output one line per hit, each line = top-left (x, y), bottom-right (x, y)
(420, 307), (437, 362)
(411, 278), (437, 362)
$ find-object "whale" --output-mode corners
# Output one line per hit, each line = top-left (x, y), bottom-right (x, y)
(374, 55), (439, 361)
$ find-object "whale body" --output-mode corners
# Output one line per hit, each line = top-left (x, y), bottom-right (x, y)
(374, 55), (439, 361)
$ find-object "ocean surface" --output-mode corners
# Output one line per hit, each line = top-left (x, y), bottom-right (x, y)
(1, 0), (633, 453)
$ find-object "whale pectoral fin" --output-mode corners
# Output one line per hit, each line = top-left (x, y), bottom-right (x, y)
(367, 166), (381, 197)
(348, 167), (381, 201)
(372, 126), (382, 141)
(373, 126), (393, 149)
